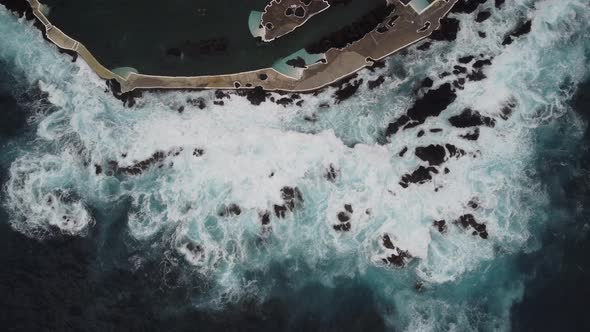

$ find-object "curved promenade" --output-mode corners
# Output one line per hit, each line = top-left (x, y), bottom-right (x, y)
(26, 0), (458, 93)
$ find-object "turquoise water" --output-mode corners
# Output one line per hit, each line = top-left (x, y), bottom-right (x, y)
(1, 0), (590, 330)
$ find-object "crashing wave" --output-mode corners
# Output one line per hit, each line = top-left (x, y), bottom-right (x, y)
(0, 0), (589, 330)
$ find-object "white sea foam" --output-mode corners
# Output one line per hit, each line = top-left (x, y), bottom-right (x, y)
(1, 0), (589, 329)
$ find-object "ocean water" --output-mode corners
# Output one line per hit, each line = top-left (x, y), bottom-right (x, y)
(0, 0), (589, 331)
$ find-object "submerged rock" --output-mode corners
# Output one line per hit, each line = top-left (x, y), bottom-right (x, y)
(368, 76), (385, 90)
(274, 186), (304, 218)
(325, 164), (339, 182)
(218, 203), (242, 217)
(502, 20), (532, 45)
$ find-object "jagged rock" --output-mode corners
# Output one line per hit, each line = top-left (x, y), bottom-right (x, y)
(460, 128), (480, 141)
(386, 83), (457, 137)
(400, 166), (438, 188)
(433, 220), (447, 233)
(337, 211), (350, 222)
(219, 203), (242, 217)
(368, 76), (385, 90)
(455, 214), (488, 239)
(344, 204), (353, 214)
(449, 109), (496, 128)
(260, 211), (271, 225)
(325, 164), (339, 182)
(398, 147), (408, 157)
(475, 11), (492, 23)
(458, 55), (475, 64)
(429, 18), (460, 42)
(451, 0), (487, 14)
(502, 20), (532, 45)
(415, 145), (446, 166)
(334, 78), (363, 103)
(380, 234), (412, 267)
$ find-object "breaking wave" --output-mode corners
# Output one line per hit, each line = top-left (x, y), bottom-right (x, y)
(1, 0), (589, 330)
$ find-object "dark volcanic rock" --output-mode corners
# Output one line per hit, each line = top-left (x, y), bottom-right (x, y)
(449, 109), (496, 128)
(386, 83), (457, 137)
(274, 204), (288, 218)
(473, 59), (492, 69)
(325, 164), (339, 182)
(94, 164), (102, 175)
(445, 144), (466, 158)
(380, 234), (412, 267)
(187, 97), (206, 109)
(415, 145), (446, 166)
(398, 147), (408, 157)
(333, 222), (351, 232)
(260, 211), (271, 225)
(337, 212), (350, 222)
(502, 20), (532, 45)
(495, 0), (506, 9)
(276, 97), (293, 106)
(460, 128), (480, 141)
(218, 203), (242, 217)
(106, 79), (143, 108)
(451, 0), (487, 14)
(501, 98), (517, 120)
(429, 18), (460, 42)
(475, 11), (492, 23)
(368, 76), (385, 90)
(244, 86), (269, 105)
(334, 78), (363, 103)
(421, 77), (434, 88)
(344, 204), (353, 214)
(455, 214), (488, 239)
(453, 65), (467, 75)
(382, 234), (395, 250)
(458, 55), (475, 64)
(433, 220), (447, 233)
(467, 69), (487, 82)
(118, 152), (162, 175)
(274, 186), (304, 218)
(215, 90), (230, 99)
(400, 166), (438, 188)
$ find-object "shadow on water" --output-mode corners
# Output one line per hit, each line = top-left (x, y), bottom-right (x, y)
(510, 80), (590, 331)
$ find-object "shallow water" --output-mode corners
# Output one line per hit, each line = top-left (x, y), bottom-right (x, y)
(0, 1), (589, 331)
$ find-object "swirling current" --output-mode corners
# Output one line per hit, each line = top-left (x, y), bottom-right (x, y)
(0, 1), (589, 331)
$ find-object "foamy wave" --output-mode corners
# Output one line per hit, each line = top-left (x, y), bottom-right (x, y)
(1, 0), (589, 329)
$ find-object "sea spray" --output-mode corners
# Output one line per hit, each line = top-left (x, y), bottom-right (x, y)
(0, 0), (589, 330)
